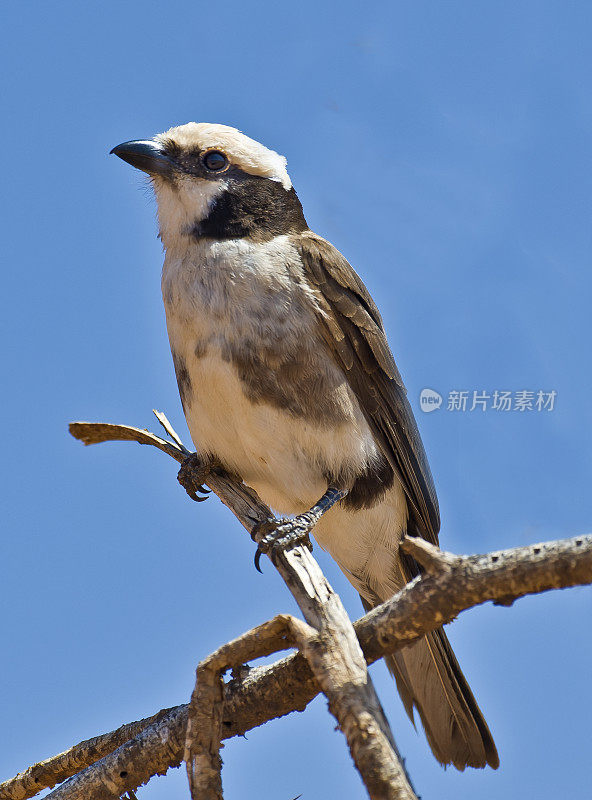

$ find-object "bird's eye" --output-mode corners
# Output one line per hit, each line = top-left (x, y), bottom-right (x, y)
(202, 150), (228, 172)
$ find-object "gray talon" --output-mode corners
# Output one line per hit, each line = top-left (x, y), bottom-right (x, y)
(252, 516), (315, 572)
(251, 488), (346, 572)
(177, 453), (213, 501)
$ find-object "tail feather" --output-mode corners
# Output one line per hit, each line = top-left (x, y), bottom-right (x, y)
(361, 597), (498, 770)
(315, 495), (498, 770)
(387, 631), (498, 770)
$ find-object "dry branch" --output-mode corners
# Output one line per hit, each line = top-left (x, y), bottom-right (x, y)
(67, 418), (416, 800)
(4, 420), (590, 800)
(0, 709), (175, 800)
(4, 531), (591, 800)
(271, 546), (415, 800)
(185, 615), (316, 800)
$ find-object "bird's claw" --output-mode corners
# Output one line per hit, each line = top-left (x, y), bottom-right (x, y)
(177, 453), (213, 502)
(252, 517), (314, 573)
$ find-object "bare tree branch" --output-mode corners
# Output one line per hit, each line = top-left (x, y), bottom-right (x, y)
(185, 615), (316, 800)
(3, 421), (587, 800)
(270, 546), (416, 800)
(7, 531), (585, 800)
(362, 533), (592, 662)
(0, 708), (176, 800)
(68, 419), (417, 800)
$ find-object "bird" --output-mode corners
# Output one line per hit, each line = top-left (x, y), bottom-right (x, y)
(111, 122), (499, 771)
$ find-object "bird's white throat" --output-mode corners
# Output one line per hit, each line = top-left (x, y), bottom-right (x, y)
(153, 176), (227, 250)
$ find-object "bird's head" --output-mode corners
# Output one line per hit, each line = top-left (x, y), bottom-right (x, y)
(111, 122), (306, 248)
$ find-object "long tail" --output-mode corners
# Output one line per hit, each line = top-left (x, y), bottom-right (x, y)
(388, 629), (498, 769)
(314, 493), (498, 769)
(362, 594), (499, 770)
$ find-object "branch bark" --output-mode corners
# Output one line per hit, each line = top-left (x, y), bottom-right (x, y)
(3, 531), (591, 800)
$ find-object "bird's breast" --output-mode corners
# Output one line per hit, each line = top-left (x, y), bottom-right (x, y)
(161, 236), (380, 512)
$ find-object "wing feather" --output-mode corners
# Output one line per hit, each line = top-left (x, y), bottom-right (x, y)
(296, 231), (440, 544)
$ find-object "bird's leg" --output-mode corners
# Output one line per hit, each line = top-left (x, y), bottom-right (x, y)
(252, 486), (348, 572)
(177, 452), (218, 502)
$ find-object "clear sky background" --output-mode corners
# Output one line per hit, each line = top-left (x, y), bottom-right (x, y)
(1, 2), (591, 798)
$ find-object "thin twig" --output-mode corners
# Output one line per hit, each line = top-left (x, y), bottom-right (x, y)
(400, 535), (460, 573)
(151, 409), (190, 453)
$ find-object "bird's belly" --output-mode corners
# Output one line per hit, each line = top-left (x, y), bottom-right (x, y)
(176, 343), (378, 514)
(183, 345), (409, 600)
(313, 487), (408, 601)
(184, 350), (320, 509)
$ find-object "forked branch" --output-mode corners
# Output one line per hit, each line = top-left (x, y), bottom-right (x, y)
(185, 615), (316, 800)
(69, 416), (417, 800)
(3, 530), (590, 800)
(2, 419), (590, 800)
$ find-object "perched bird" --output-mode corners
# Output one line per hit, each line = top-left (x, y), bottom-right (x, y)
(111, 122), (498, 771)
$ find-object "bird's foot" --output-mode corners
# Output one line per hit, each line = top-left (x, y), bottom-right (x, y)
(252, 486), (349, 572)
(251, 514), (315, 573)
(177, 453), (216, 502)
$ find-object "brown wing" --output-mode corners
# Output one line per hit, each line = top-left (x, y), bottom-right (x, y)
(295, 230), (440, 546)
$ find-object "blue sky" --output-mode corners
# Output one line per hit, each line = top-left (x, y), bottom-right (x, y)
(1, 1), (591, 798)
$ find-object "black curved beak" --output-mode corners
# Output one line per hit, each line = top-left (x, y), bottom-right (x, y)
(110, 139), (174, 177)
